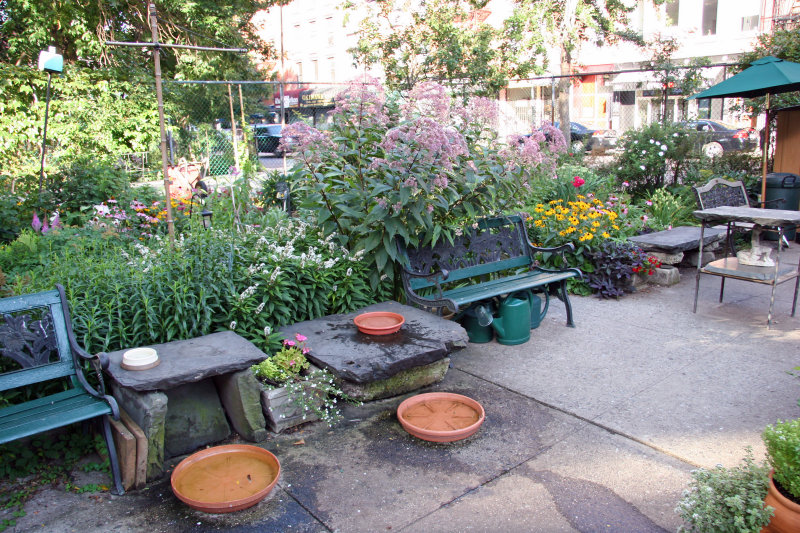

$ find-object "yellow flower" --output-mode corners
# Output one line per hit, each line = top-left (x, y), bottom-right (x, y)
(555, 214), (565, 221)
(612, 224), (619, 230)
(601, 232), (611, 238)
(592, 220), (601, 227)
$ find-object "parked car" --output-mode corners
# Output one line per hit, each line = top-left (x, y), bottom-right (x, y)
(552, 122), (618, 153)
(253, 124), (284, 156)
(680, 119), (758, 157)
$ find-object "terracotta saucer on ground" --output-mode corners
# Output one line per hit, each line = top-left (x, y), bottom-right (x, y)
(171, 444), (280, 513)
(397, 392), (485, 443)
(354, 311), (405, 335)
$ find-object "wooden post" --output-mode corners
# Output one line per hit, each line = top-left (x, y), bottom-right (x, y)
(761, 93), (771, 208)
(149, 3), (176, 246)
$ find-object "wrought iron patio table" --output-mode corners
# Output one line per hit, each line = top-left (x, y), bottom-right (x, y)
(692, 206), (800, 327)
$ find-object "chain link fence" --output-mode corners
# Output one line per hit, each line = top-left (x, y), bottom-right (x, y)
(134, 64), (748, 182)
(499, 64), (750, 153)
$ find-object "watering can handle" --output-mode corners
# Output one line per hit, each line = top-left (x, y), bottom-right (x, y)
(507, 290), (549, 322)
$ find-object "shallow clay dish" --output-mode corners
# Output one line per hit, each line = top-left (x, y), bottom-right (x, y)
(397, 392), (485, 443)
(353, 311), (405, 335)
(171, 444), (280, 513)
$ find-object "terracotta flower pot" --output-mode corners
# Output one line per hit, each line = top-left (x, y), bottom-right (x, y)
(763, 470), (800, 533)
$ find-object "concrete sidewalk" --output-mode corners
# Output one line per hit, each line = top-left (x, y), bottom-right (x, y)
(6, 244), (800, 533)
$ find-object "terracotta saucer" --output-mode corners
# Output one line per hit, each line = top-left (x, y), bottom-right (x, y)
(353, 311), (405, 335)
(171, 444), (280, 513)
(397, 392), (485, 443)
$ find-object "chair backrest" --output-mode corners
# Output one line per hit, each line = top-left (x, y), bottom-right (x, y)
(693, 178), (750, 210)
(0, 288), (78, 391)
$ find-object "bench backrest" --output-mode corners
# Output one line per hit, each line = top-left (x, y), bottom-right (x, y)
(0, 288), (79, 392)
(694, 178), (750, 210)
(399, 214), (533, 291)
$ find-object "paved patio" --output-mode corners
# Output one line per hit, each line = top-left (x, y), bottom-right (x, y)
(7, 243), (800, 532)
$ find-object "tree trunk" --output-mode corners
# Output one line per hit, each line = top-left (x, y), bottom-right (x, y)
(558, 54), (572, 144)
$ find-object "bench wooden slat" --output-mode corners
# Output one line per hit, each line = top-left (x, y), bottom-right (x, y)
(443, 271), (577, 306)
(0, 390), (112, 443)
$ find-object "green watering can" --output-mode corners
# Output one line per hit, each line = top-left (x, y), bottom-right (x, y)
(459, 304), (495, 343)
(490, 291), (548, 345)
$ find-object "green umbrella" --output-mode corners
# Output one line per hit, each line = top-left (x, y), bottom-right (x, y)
(690, 56), (800, 205)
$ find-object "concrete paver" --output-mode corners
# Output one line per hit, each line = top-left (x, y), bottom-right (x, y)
(4, 243), (799, 532)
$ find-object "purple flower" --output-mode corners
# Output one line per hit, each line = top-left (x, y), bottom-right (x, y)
(31, 213), (42, 232)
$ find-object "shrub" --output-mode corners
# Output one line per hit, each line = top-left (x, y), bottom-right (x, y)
(283, 79), (566, 293)
(530, 164), (616, 205)
(676, 449), (773, 533)
(586, 240), (661, 299)
(1, 214), (390, 355)
(613, 122), (698, 198)
(642, 187), (698, 231)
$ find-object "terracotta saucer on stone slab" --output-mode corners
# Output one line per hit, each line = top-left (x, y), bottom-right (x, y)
(353, 311), (405, 335)
(397, 392), (485, 443)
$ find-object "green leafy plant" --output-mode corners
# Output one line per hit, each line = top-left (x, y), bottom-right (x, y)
(587, 241), (661, 299)
(251, 334), (312, 384)
(642, 187), (698, 231)
(763, 418), (800, 501)
(614, 122), (699, 198)
(284, 79), (566, 293)
(675, 448), (773, 533)
(252, 333), (354, 426)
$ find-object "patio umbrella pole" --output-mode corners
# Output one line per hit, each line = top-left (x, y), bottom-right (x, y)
(760, 92), (770, 208)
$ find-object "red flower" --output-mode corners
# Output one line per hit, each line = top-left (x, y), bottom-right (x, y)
(572, 176), (585, 188)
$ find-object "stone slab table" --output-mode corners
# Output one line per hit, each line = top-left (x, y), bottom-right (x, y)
(628, 226), (727, 255)
(280, 301), (469, 401)
(105, 331), (269, 479)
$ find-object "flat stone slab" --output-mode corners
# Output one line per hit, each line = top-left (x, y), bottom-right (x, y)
(280, 301), (468, 383)
(628, 226), (726, 253)
(106, 331), (267, 391)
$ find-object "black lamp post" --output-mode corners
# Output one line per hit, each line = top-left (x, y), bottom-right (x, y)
(201, 209), (213, 229)
(37, 47), (63, 202)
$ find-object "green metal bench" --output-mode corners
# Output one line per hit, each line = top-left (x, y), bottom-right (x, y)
(0, 285), (124, 495)
(396, 214), (582, 327)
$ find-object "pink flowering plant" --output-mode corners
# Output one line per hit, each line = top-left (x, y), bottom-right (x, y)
(250, 332), (355, 426)
(251, 333), (312, 384)
(282, 78), (567, 290)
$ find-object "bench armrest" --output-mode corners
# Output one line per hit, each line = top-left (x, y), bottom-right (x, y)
(398, 265), (459, 314)
(527, 242), (584, 280)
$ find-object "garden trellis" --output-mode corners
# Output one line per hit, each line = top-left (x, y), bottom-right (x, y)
(104, 2), (247, 245)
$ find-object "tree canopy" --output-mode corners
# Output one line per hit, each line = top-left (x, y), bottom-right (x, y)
(348, 0), (547, 98)
(0, 0), (280, 198)
(734, 29), (800, 115)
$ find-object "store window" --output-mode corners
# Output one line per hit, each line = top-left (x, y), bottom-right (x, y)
(702, 0), (718, 35)
(666, 0), (679, 27)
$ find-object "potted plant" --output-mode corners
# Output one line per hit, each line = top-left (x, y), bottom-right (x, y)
(762, 418), (800, 532)
(675, 448), (773, 532)
(251, 333), (351, 432)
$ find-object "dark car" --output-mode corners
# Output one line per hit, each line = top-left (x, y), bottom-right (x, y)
(681, 119), (758, 157)
(253, 124), (284, 156)
(553, 122), (617, 152)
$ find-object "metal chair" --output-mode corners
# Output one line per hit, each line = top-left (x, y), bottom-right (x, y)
(693, 177), (787, 253)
